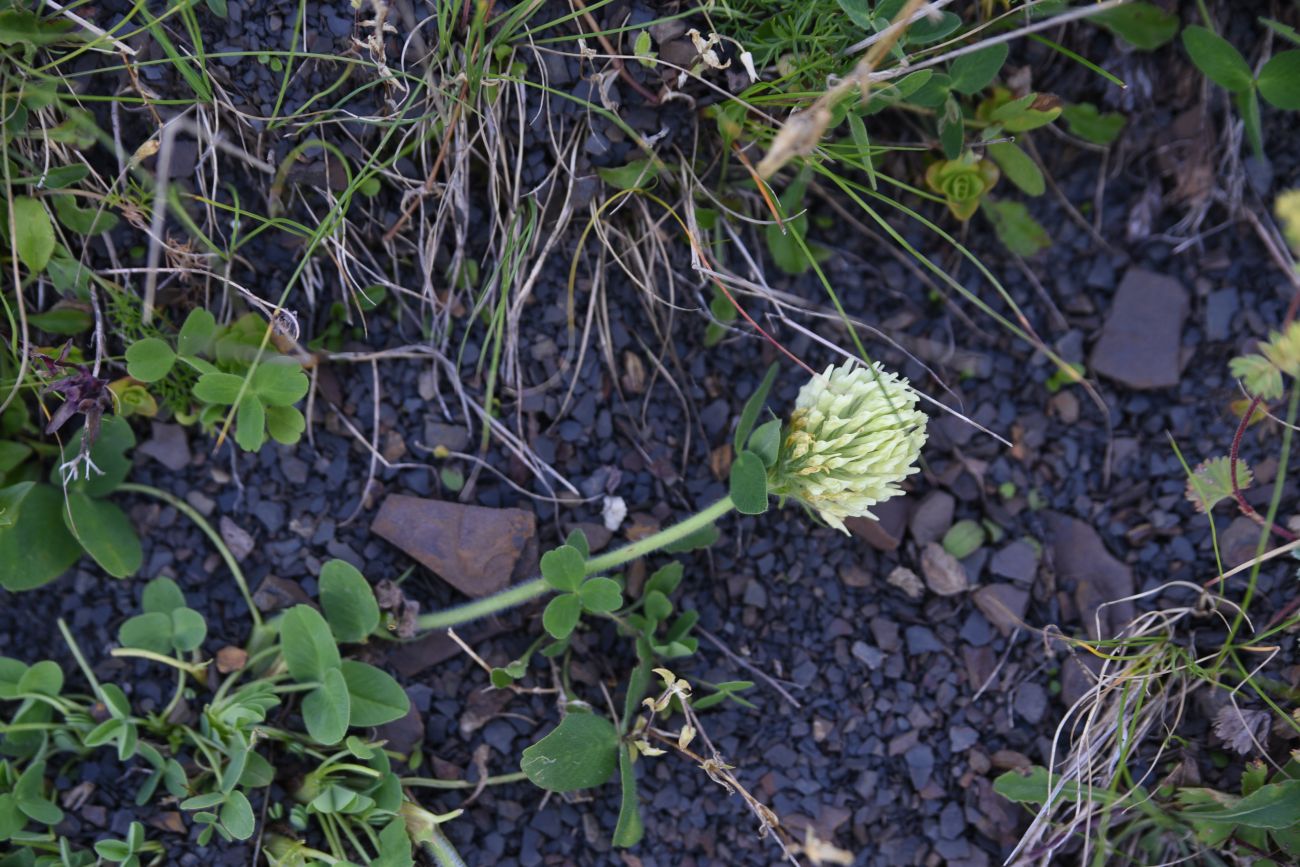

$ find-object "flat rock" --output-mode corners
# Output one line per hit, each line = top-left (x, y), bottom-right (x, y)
(921, 542), (968, 596)
(1049, 512), (1135, 640)
(990, 540), (1038, 584)
(1089, 267), (1188, 389)
(137, 422), (191, 471)
(972, 584), (1029, 636)
(909, 491), (954, 546)
(252, 575), (310, 613)
(372, 495), (536, 598)
(846, 497), (909, 551)
(219, 516), (255, 562)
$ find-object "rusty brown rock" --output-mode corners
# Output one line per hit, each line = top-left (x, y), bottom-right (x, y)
(371, 494), (536, 598)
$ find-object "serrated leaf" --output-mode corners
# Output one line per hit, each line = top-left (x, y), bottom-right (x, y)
(251, 359), (308, 406)
(1186, 456), (1253, 513)
(1230, 353), (1284, 399)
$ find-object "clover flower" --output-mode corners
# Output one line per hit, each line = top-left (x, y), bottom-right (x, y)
(773, 360), (927, 532)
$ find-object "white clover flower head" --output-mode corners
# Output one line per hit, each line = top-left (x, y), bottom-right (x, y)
(773, 360), (927, 533)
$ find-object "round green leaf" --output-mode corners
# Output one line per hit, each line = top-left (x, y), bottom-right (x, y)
(340, 659), (410, 727)
(177, 308), (217, 357)
(1183, 26), (1254, 94)
(118, 612), (173, 655)
(520, 712), (619, 792)
(11, 196), (54, 274)
(251, 359), (309, 406)
(125, 338), (176, 382)
(0, 793), (25, 840)
(302, 668), (351, 745)
(170, 608), (207, 652)
(1258, 51), (1300, 110)
(219, 790), (256, 840)
(542, 593), (581, 640)
(54, 415), (135, 498)
(949, 43), (1008, 95)
(17, 661), (62, 697)
(578, 577), (623, 614)
(142, 576), (186, 614)
(280, 605), (342, 683)
(0, 481), (35, 530)
(319, 560), (379, 643)
(540, 545), (585, 592)
(1094, 3), (1178, 50)
(264, 405), (306, 445)
(64, 492), (141, 578)
(729, 450), (769, 515)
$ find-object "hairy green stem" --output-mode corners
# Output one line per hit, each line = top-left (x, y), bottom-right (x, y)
(403, 771), (528, 789)
(415, 496), (734, 632)
(421, 828), (469, 867)
(118, 482), (263, 629)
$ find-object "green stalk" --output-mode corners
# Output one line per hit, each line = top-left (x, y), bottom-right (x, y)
(415, 496), (734, 631)
(421, 828), (469, 867)
(118, 482), (263, 629)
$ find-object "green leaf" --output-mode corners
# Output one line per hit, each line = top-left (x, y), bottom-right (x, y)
(51, 195), (118, 235)
(0, 793), (26, 840)
(251, 359), (308, 406)
(1186, 456), (1254, 513)
(118, 612), (173, 655)
(28, 305), (92, 335)
(938, 96), (964, 160)
(734, 362), (779, 453)
(125, 338), (177, 382)
(234, 394), (266, 452)
(219, 790), (256, 840)
(57, 414), (136, 497)
(101, 682), (131, 718)
(264, 405), (306, 445)
(596, 159), (656, 191)
(1061, 103), (1126, 145)
(982, 200), (1051, 257)
(542, 593), (582, 640)
(645, 562), (683, 597)
(340, 660), (409, 726)
(520, 712), (619, 792)
(193, 371), (246, 404)
(540, 545), (585, 592)
(45, 249), (91, 294)
(0, 481), (34, 530)
(320, 559), (380, 643)
(564, 527), (589, 559)
(1230, 353), (1283, 400)
(728, 450), (768, 515)
(11, 196), (54, 274)
(612, 744), (644, 847)
(94, 840), (131, 861)
(64, 492), (142, 578)
(834, 0), (872, 29)
(942, 519), (986, 559)
(1258, 51), (1300, 110)
(374, 816), (414, 867)
(986, 142), (1044, 196)
(177, 308), (216, 357)
(1094, 2), (1179, 51)
(303, 668), (351, 745)
(644, 590), (671, 622)
(1183, 26), (1254, 94)
(16, 660), (62, 698)
(14, 763), (61, 825)
(949, 43), (1008, 95)
(142, 576), (186, 613)
(280, 605), (342, 682)
(764, 170), (811, 275)
(170, 608), (207, 652)
(1182, 780), (1300, 829)
(0, 484), (79, 591)
(578, 576), (623, 614)
(906, 10), (959, 44)
(1262, 18), (1300, 48)
(747, 417), (782, 468)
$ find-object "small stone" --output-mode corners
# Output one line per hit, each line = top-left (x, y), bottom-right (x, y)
(851, 641), (884, 670)
(185, 491), (215, 516)
(1015, 682), (1049, 724)
(1089, 267), (1188, 389)
(990, 541), (1038, 585)
(921, 542), (969, 596)
(219, 516), (255, 562)
(742, 580), (768, 608)
(905, 744), (935, 790)
(252, 575), (310, 613)
(1049, 512), (1134, 640)
(839, 563), (872, 588)
(948, 725), (978, 752)
(1049, 391), (1079, 424)
(905, 625), (943, 655)
(972, 584), (1029, 636)
(215, 646), (247, 673)
(423, 421), (469, 452)
(845, 497), (908, 551)
(371, 495), (536, 598)
(887, 566), (924, 599)
(871, 617), (901, 653)
(909, 491), (954, 546)
(138, 422), (191, 471)
(1205, 287), (1239, 341)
